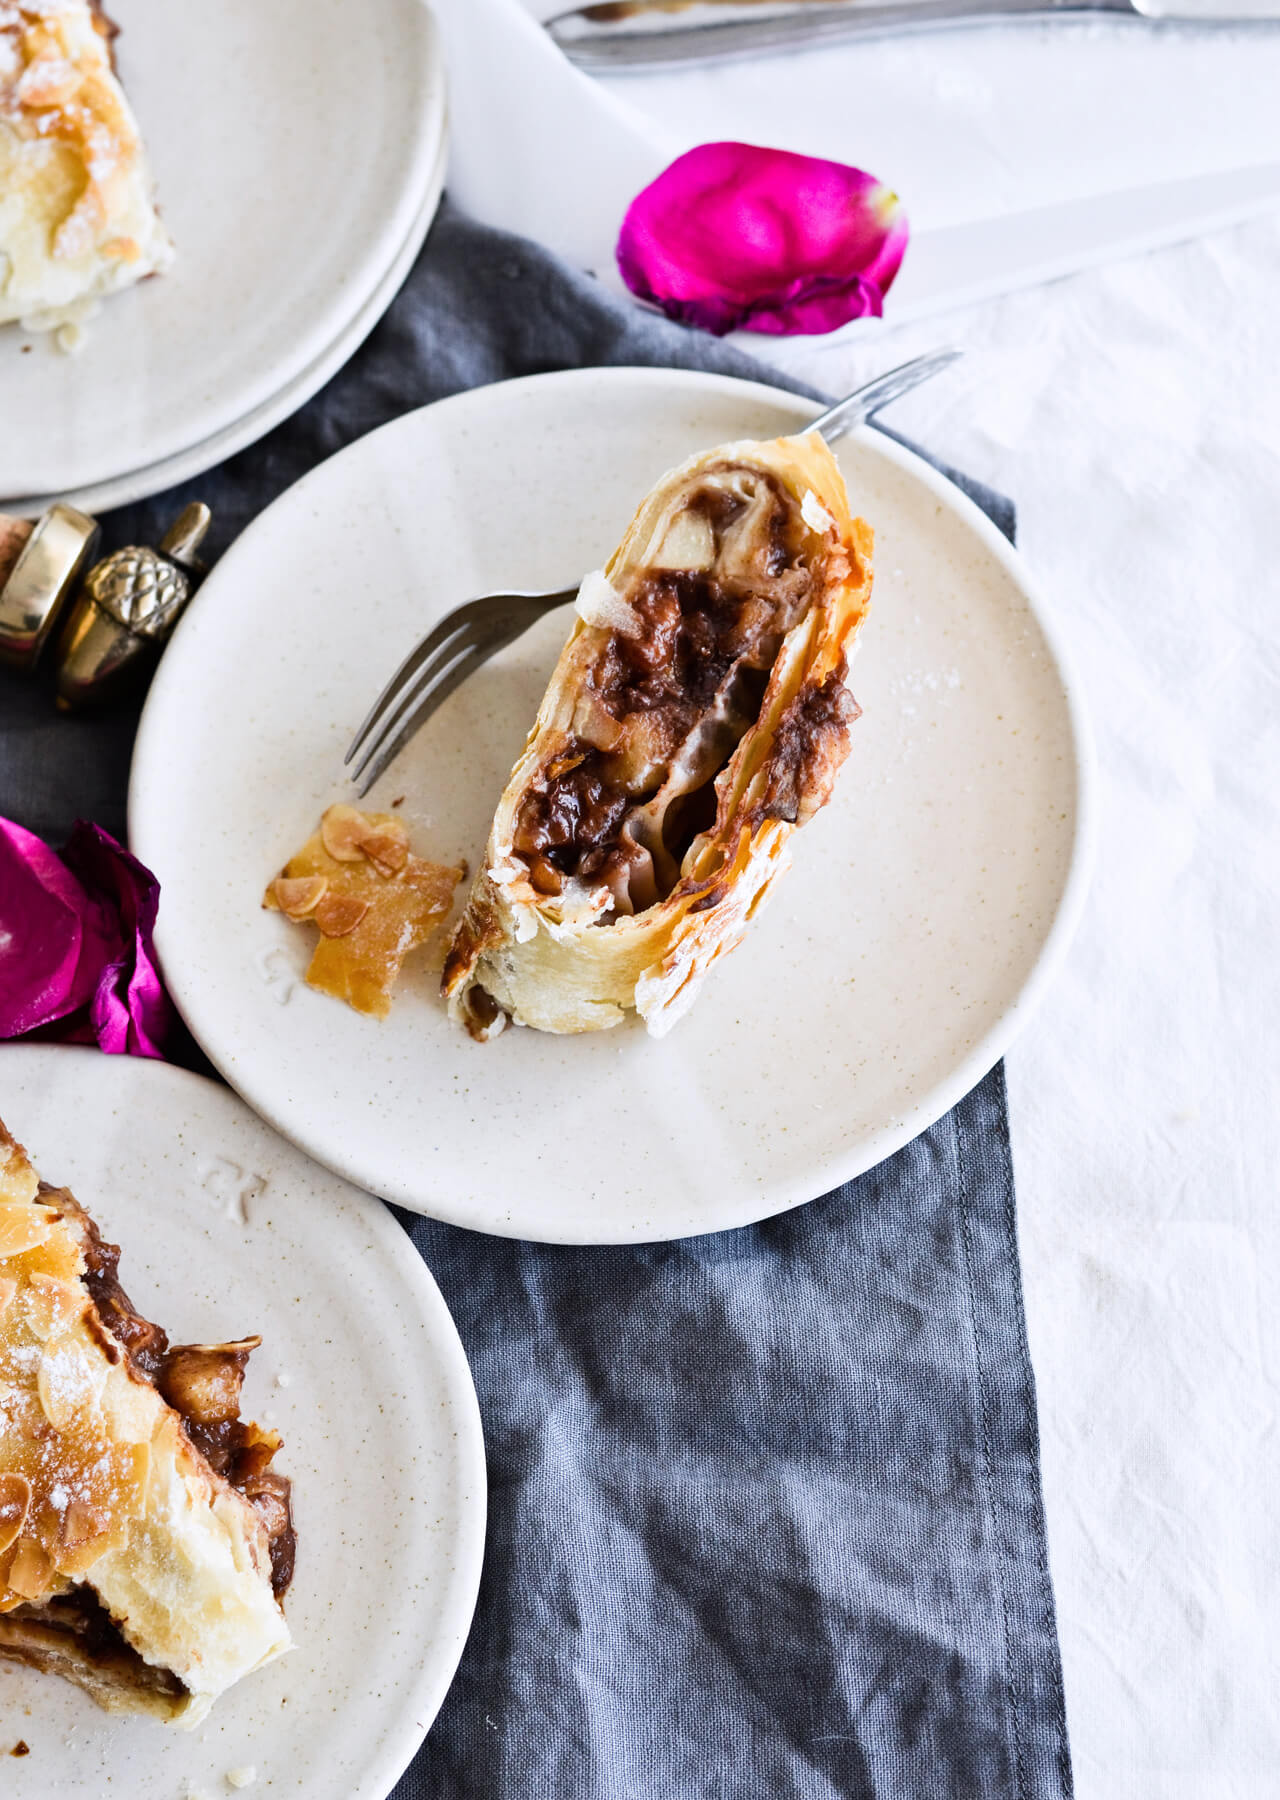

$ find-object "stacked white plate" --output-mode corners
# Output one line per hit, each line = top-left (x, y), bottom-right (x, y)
(1, 0), (448, 515)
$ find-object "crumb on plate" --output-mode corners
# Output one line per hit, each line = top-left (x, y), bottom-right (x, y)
(264, 804), (464, 1019)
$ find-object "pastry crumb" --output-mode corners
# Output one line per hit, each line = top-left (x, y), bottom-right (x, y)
(264, 805), (464, 1019)
(226, 1769), (257, 1791)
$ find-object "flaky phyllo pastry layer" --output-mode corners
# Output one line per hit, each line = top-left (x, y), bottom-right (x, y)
(0, 0), (173, 332)
(443, 430), (874, 1039)
(0, 1121), (292, 1725)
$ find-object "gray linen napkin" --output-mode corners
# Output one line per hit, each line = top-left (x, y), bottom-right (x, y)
(0, 202), (1072, 1800)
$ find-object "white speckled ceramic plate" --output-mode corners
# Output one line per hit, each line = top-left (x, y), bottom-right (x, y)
(1, 0), (446, 502)
(0, 1045), (485, 1798)
(3, 126), (449, 519)
(129, 367), (1094, 1244)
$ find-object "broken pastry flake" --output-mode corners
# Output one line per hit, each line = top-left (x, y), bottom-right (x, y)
(264, 806), (464, 1019)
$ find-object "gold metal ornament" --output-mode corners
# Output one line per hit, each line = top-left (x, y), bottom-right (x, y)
(52, 503), (213, 709)
(0, 504), (99, 671)
(0, 498), (212, 706)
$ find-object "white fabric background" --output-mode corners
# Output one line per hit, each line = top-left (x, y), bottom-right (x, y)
(432, 4), (1280, 1787)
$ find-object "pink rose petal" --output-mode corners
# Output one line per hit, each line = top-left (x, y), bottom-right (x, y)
(0, 817), (170, 1058)
(617, 141), (909, 338)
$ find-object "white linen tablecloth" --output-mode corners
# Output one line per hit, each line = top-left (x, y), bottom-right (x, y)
(431, 6), (1280, 1785)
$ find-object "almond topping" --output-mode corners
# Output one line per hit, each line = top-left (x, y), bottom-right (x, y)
(0, 1205), (53, 1258)
(37, 1342), (96, 1431)
(313, 894), (370, 939)
(60, 1499), (109, 1549)
(320, 804), (375, 862)
(0, 1276), (16, 1314)
(0, 1140), (38, 1206)
(5, 1537), (53, 1601)
(23, 1271), (86, 1340)
(272, 874), (328, 919)
(0, 1474), (31, 1556)
(362, 833), (409, 877)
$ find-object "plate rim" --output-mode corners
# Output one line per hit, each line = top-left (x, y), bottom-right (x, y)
(129, 363), (1097, 1245)
(5, 124), (449, 517)
(0, 1041), (487, 1797)
(4, 0), (447, 499)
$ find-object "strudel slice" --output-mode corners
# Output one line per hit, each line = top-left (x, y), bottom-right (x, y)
(443, 430), (873, 1038)
(0, 1119), (292, 1725)
(0, 1), (173, 332)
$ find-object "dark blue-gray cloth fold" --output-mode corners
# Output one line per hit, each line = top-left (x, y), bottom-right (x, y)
(0, 202), (1072, 1800)
(402, 1061), (1071, 1800)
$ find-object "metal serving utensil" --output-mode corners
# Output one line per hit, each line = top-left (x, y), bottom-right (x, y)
(344, 347), (960, 796)
(546, 0), (1280, 71)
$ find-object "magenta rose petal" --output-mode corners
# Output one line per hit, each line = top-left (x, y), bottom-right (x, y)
(0, 817), (104, 1036)
(61, 821), (171, 1059)
(617, 141), (909, 338)
(0, 816), (171, 1058)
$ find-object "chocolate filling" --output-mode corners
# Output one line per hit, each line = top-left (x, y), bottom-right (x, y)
(511, 463), (849, 914)
(755, 668), (862, 828)
(1, 1589), (186, 1704)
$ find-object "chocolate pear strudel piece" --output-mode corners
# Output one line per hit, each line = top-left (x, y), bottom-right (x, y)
(443, 430), (874, 1038)
(0, 1120), (292, 1725)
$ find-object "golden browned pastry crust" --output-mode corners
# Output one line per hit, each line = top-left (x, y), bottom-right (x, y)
(0, 1121), (291, 1726)
(0, 0), (173, 332)
(264, 804), (465, 1018)
(442, 430), (873, 1038)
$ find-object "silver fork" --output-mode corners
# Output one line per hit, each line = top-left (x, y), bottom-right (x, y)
(344, 348), (960, 795)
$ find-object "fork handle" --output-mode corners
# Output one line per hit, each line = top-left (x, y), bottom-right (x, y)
(809, 348), (963, 445)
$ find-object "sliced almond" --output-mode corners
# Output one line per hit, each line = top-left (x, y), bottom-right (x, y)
(0, 1276), (16, 1315)
(362, 833), (409, 877)
(5, 1536), (53, 1600)
(0, 1140), (38, 1206)
(37, 1342), (96, 1432)
(0, 1474), (30, 1556)
(22, 1272), (86, 1341)
(272, 874), (328, 919)
(320, 804), (376, 862)
(0, 1205), (53, 1259)
(60, 1499), (109, 1550)
(313, 894), (370, 939)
